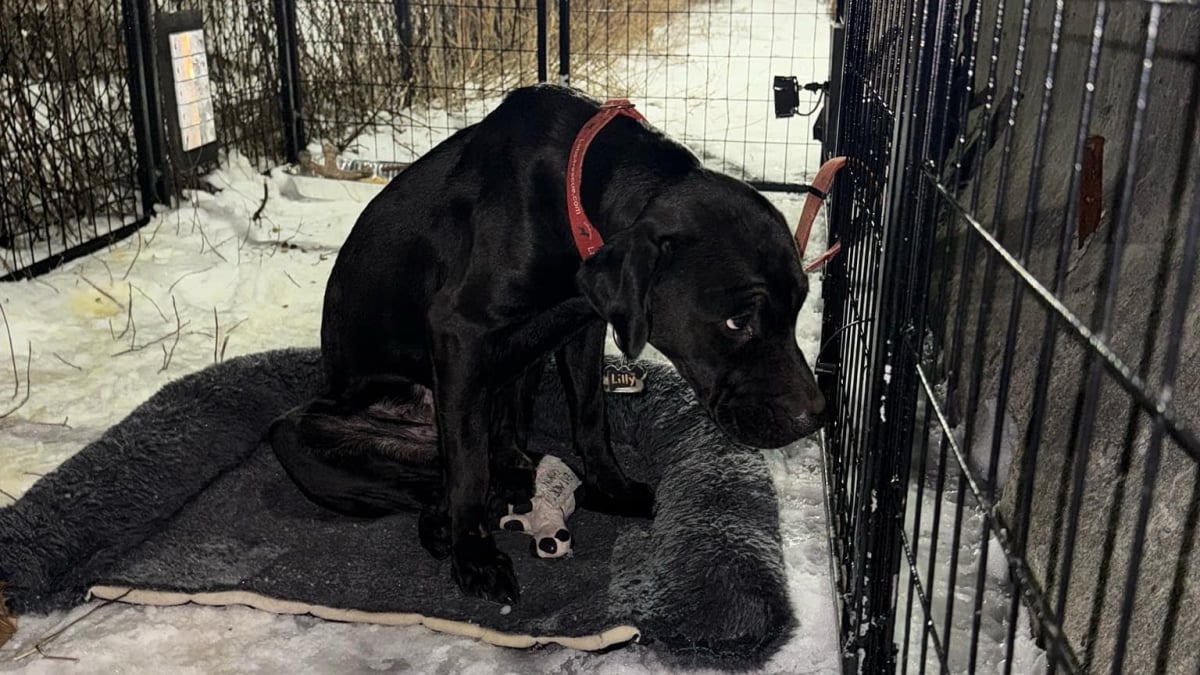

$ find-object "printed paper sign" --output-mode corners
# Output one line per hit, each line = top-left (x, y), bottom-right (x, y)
(169, 28), (215, 153)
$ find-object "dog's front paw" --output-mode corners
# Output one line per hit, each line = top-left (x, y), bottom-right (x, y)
(580, 476), (656, 519)
(451, 534), (520, 604)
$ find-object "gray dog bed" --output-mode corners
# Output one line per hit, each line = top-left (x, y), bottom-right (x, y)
(0, 349), (794, 667)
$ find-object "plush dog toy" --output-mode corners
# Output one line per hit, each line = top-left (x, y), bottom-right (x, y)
(499, 455), (582, 559)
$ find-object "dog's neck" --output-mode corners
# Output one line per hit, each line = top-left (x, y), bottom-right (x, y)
(577, 117), (699, 240)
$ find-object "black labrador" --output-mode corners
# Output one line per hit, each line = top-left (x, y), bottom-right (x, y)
(269, 84), (825, 605)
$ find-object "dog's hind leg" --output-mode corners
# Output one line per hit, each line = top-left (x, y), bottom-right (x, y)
(268, 379), (442, 519)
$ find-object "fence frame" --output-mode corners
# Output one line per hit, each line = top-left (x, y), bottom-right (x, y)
(819, 0), (1200, 672)
(3, 0), (825, 280)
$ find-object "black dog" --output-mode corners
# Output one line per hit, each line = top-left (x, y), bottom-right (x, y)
(269, 84), (825, 605)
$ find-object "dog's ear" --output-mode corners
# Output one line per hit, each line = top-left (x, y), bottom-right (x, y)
(575, 231), (669, 359)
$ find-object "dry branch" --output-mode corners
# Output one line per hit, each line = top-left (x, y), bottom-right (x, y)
(113, 320), (191, 357)
(0, 304), (17, 398)
(79, 276), (126, 312)
(252, 178), (269, 224)
(116, 285), (135, 344)
(158, 297), (183, 373)
(122, 229), (144, 280)
(131, 284), (167, 322)
(51, 352), (82, 371)
(0, 342), (33, 419)
(167, 267), (214, 296)
(12, 589), (131, 662)
(97, 259), (113, 286)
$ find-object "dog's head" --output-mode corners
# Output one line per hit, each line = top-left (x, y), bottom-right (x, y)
(576, 172), (826, 449)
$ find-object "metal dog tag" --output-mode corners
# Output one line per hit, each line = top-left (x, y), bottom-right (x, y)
(602, 363), (647, 394)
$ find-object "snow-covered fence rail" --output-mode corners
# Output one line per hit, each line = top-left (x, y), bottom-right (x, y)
(818, 0), (1200, 673)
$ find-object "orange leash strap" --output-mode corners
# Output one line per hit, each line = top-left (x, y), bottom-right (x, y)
(795, 156), (847, 273)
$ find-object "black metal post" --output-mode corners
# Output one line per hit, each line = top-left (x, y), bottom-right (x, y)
(557, 0), (569, 86)
(121, 0), (168, 209)
(537, 0), (548, 82)
(394, 0), (412, 47)
(272, 0), (305, 163)
(392, 0), (414, 105)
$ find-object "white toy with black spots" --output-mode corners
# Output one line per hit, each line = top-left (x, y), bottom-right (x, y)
(499, 455), (582, 559)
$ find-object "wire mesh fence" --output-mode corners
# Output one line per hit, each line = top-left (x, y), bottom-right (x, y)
(286, 0), (830, 187)
(1, 0), (830, 279)
(291, 0), (544, 167)
(819, 0), (1200, 672)
(0, 0), (151, 278)
(563, 0), (831, 189)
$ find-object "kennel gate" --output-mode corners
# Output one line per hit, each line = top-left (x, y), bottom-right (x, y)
(817, 0), (1200, 672)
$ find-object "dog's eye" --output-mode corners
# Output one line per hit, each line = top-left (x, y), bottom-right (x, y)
(725, 315), (751, 331)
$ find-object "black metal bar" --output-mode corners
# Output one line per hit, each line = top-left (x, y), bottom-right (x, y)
(944, 0), (1033, 667)
(899, 523), (951, 668)
(0, 217), (152, 283)
(1105, 6), (1164, 672)
(824, 0), (1200, 672)
(537, 0), (548, 82)
(121, 0), (168, 210)
(990, 3), (1067, 673)
(747, 180), (809, 194)
(913, 359), (1086, 672)
(974, 0), (1066, 671)
(273, 0), (305, 163)
(1154, 446), (1200, 671)
(395, 0), (413, 47)
(392, 0), (413, 102)
(557, 0), (569, 86)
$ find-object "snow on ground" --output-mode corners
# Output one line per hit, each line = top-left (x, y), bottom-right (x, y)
(897, 402), (1048, 674)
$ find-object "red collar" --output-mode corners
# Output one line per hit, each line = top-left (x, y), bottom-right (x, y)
(566, 100), (842, 273)
(566, 99), (647, 259)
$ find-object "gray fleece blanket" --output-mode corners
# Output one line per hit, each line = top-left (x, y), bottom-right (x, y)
(0, 348), (793, 667)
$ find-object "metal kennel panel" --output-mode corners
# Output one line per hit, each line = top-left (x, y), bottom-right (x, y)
(0, 0), (156, 279)
(819, 0), (1200, 672)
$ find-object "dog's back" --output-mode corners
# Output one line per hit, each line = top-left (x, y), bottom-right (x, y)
(320, 122), (481, 387)
(319, 85), (666, 387)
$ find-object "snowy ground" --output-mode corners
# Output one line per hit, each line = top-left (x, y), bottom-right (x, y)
(898, 407), (1048, 674)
